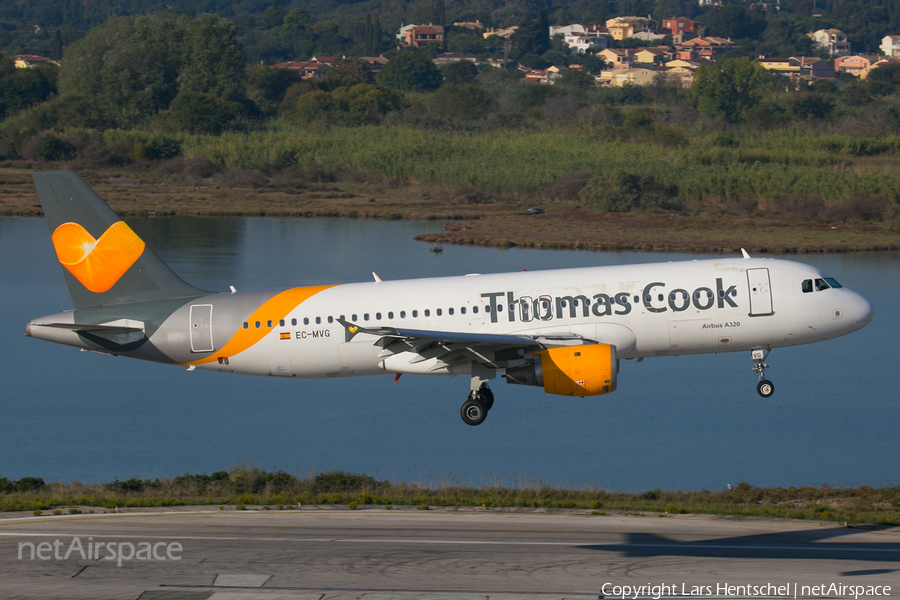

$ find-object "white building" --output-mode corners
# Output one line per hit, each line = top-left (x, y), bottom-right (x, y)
(880, 35), (900, 58)
(809, 29), (850, 56)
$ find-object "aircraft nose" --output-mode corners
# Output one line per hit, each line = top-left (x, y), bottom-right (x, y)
(854, 293), (875, 327)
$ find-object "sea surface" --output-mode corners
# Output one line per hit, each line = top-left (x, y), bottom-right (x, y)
(1, 216), (897, 492)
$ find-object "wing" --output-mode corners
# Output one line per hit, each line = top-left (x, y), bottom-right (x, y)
(337, 319), (591, 372)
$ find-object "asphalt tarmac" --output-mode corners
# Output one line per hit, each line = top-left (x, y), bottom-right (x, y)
(1, 507), (898, 600)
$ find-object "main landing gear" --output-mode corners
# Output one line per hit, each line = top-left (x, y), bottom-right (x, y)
(752, 349), (775, 398)
(460, 383), (494, 426)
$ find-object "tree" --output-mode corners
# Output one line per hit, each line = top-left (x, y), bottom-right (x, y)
(556, 67), (594, 91)
(167, 91), (238, 133)
(51, 30), (63, 61)
(179, 15), (246, 102)
(706, 5), (766, 40)
(511, 11), (550, 59)
(690, 58), (772, 123)
(441, 61), (479, 84)
(376, 51), (443, 92)
(262, 0), (287, 29)
(433, 0), (446, 28)
(430, 83), (489, 119)
(57, 14), (246, 125)
(364, 13), (376, 55)
(323, 57), (375, 89)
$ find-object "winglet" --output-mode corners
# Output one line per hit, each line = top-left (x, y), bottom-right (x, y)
(372, 272), (382, 282)
(741, 248), (751, 260)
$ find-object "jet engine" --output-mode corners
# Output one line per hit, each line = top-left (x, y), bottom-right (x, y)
(505, 344), (618, 397)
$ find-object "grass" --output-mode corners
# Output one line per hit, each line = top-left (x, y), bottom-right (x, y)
(1, 469), (897, 526)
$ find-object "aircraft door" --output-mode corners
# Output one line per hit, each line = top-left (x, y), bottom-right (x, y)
(747, 268), (774, 316)
(189, 304), (214, 352)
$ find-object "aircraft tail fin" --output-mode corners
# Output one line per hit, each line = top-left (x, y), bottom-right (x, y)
(32, 171), (209, 309)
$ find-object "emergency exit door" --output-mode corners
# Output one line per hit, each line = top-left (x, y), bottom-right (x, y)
(746, 268), (774, 317)
(190, 304), (214, 352)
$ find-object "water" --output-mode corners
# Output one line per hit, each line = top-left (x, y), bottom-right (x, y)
(1, 216), (898, 492)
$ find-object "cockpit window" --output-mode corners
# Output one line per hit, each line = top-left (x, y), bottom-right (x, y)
(825, 277), (842, 289)
(815, 278), (830, 291)
(802, 279), (813, 293)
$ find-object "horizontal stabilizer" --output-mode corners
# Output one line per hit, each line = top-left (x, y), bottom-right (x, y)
(35, 323), (144, 335)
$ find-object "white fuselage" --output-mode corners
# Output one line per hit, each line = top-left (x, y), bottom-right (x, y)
(170, 257), (872, 379)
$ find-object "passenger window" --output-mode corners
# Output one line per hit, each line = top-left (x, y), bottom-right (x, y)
(425, 309), (430, 317)
(267, 320), (273, 328)
(485, 306), (490, 313)
(242, 322), (249, 329)
(449, 308), (455, 315)
(303, 317), (309, 325)
(437, 309), (442, 316)
(340, 315), (345, 321)
(825, 277), (842, 288)
(388, 312), (394, 319)
(412, 310), (418, 317)
(255, 321), (261, 329)
(376, 313), (382, 320)
(706, 291), (712, 299)
(279, 319), (285, 327)
(718, 290), (724, 298)
(364, 314), (370, 321)
(497, 304), (504, 311)
(461, 307), (467, 314)
(634, 295), (639, 303)
(315, 317), (321, 324)
(658, 294), (663, 302)
(352, 314), (358, 321)
(560, 300), (567, 307)
(731, 290), (736, 297)
(472, 306), (478, 314)
(327, 316), (334, 323)
(291, 318), (297, 326)
(401, 311), (406, 318)
(802, 279), (813, 293)
(645, 295), (651, 302)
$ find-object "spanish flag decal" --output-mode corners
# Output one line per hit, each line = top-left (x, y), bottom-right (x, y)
(51, 221), (145, 293)
(280, 332), (291, 340)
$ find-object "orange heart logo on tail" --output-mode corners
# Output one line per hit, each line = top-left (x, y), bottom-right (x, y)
(51, 221), (146, 293)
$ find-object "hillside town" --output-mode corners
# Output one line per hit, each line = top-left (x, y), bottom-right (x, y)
(10, 16), (900, 91)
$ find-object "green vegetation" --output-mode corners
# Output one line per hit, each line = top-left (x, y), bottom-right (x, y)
(0, 469), (896, 525)
(0, 7), (899, 251)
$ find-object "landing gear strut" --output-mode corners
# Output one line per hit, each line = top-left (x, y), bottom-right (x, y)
(752, 349), (775, 398)
(460, 383), (494, 426)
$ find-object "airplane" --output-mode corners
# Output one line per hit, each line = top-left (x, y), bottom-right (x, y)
(25, 171), (875, 426)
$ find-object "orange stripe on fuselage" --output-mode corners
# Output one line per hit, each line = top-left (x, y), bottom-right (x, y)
(184, 284), (336, 365)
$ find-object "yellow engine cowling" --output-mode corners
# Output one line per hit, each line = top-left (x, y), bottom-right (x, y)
(505, 343), (618, 397)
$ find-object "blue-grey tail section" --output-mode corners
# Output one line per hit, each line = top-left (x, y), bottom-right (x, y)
(32, 170), (209, 309)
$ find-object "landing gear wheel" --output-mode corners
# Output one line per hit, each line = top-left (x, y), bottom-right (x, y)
(751, 349), (774, 398)
(460, 399), (488, 426)
(757, 380), (775, 398)
(477, 384), (494, 411)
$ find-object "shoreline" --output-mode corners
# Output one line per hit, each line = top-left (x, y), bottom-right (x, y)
(2, 167), (898, 254)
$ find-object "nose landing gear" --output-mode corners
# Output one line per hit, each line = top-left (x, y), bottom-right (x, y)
(752, 349), (775, 398)
(460, 383), (494, 426)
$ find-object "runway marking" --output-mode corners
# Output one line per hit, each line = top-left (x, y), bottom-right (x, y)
(0, 532), (897, 554)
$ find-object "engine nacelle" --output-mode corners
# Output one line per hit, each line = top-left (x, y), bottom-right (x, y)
(505, 343), (618, 397)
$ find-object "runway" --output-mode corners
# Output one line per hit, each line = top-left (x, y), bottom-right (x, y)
(1, 507), (898, 600)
